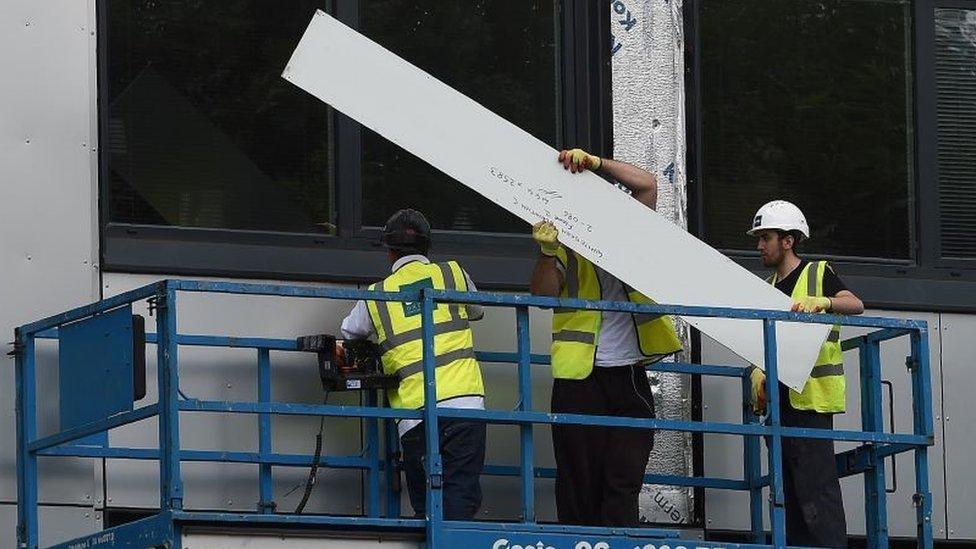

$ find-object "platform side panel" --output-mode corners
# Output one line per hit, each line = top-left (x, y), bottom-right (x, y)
(182, 532), (421, 549)
(701, 310), (947, 540)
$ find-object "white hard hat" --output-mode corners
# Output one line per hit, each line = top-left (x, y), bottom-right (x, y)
(746, 200), (810, 239)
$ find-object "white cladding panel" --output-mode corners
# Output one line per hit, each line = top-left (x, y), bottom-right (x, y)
(941, 313), (976, 540)
(0, 0), (100, 507)
(0, 504), (98, 549)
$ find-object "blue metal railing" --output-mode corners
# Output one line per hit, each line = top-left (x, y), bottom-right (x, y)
(14, 279), (935, 549)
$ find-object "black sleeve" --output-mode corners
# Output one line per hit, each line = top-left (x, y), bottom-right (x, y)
(822, 263), (849, 297)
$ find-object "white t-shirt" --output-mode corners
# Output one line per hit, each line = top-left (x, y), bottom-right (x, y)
(593, 267), (644, 367)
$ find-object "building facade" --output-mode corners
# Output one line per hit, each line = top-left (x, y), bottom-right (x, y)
(0, 0), (973, 546)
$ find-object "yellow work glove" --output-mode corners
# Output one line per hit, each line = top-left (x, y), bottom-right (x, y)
(532, 221), (560, 257)
(792, 296), (832, 313)
(560, 148), (602, 173)
(750, 368), (767, 415)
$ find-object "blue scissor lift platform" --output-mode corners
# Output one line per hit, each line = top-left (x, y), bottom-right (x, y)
(14, 280), (935, 548)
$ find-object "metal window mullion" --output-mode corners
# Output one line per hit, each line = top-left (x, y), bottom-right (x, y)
(915, 0), (943, 267)
(335, 0), (364, 239)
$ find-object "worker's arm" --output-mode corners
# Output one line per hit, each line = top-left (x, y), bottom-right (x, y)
(792, 291), (865, 315)
(826, 290), (864, 315)
(340, 301), (375, 339)
(462, 271), (485, 321)
(529, 221), (564, 297)
(531, 255), (564, 297)
(558, 149), (658, 210)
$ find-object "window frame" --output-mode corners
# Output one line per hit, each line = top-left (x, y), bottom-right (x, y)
(98, 0), (613, 289)
(684, 0), (976, 313)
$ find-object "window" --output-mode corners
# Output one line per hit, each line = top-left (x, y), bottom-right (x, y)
(105, 1), (334, 234)
(360, 1), (559, 233)
(695, 0), (914, 260)
(100, 1), (609, 285)
(685, 0), (976, 310)
(935, 7), (976, 260)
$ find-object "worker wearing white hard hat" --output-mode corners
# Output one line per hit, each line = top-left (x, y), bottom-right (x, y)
(746, 200), (864, 548)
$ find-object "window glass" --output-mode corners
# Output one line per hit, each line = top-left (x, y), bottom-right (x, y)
(360, 1), (560, 233)
(699, 0), (914, 259)
(935, 8), (976, 259)
(106, 1), (334, 234)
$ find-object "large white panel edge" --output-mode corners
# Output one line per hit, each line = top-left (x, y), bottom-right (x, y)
(280, 11), (829, 391)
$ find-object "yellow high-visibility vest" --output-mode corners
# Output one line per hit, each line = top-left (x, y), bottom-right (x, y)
(366, 260), (484, 409)
(550, 247), (682, 379)
(772, 261), (846, 413)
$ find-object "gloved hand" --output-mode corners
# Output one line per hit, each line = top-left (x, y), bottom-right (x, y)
(792, 296), (832, 313)
(750, 368), (767, 415)
(532, 221), (560, 257)
(559, 148), (602, 173)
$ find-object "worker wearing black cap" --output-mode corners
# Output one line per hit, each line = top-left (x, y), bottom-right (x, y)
(341, 208), (486, 520)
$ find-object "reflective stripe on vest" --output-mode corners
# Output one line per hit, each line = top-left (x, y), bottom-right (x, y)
(773, 260), (846, 413)
(550, 248), (682, 380)
(366, 260), (484, 410)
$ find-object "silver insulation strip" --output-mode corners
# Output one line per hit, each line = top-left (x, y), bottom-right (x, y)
(610, 0), (694, 525)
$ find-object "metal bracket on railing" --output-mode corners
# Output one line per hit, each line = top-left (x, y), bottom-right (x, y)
(7, 340), (23, 357)
(148, 292), (169, 317)
(257, 500), (277, 513)
(912, 492), (925, 508)
(430, 473), (443, 489)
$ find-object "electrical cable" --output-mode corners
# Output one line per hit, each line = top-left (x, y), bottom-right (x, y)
(293, 389), (329, 514)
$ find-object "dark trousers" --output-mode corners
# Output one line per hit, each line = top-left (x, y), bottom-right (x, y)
(400, 418), (486, 520)
(778, 389), (848, 548)
(551, 364), (656, 526)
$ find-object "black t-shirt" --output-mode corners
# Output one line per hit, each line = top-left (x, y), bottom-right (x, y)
(773, 260), (848, 298)
(774, 260), (848, 409)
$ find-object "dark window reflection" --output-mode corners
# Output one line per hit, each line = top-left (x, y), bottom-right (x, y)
(106, 1), (334, 234)
(361, 1), (560, 233)
(935, 9), (976, 259)
(699, 0), (913, 259)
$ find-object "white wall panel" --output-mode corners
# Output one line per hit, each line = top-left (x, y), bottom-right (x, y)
(941, 313), (976, 540)
(0, 0), (100, 506)
(0, 504), (98, 549)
